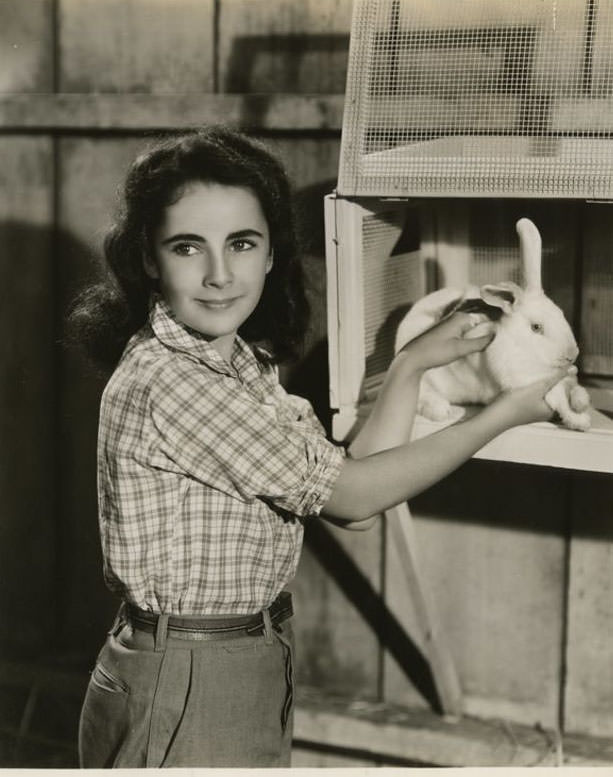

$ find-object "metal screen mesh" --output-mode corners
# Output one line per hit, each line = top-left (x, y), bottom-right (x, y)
(339, 0), (613, 197)
(362, 209), (424, 383)
(582, 206), (613, 374)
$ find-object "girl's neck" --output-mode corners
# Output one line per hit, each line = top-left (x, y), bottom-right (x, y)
(209, 334), (236, 363)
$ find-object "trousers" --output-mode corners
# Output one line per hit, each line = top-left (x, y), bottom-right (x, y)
(78, 600), (295, 768)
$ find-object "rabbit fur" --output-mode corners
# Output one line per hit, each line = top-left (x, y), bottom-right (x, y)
(394, 218), (591, 431)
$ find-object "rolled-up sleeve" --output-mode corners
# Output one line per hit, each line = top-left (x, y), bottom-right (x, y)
(148, 357), (345, 518)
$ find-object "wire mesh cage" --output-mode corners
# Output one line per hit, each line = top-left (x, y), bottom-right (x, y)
(325, 194), (613, 470)
(338, 0), (613, 198)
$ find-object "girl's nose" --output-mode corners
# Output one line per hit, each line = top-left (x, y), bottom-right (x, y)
(203, 249), (233, 288)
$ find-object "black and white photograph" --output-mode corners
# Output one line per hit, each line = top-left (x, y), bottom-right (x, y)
(1, 0), (612, 770)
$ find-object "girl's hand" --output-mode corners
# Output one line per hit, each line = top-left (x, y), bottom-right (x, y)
(490, 369), (571, 427)
(397, 312), (496, 373)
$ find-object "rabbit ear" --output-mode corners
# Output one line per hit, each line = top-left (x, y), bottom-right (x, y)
(516, 217), (543, 292)
(480, 282), (522, 314)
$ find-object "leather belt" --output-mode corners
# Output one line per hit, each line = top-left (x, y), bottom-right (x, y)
(124, 591), (293, 640)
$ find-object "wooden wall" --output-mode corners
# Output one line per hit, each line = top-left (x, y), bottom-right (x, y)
(0, 0), (352, 661)
(1, 0), (612, 762)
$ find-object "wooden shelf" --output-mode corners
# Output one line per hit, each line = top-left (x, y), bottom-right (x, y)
(411, 405), (613, 474)
(339, 387), (613, 474)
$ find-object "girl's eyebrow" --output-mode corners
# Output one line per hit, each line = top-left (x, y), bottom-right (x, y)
(161, 232), (204, 245)
(161, 229), (265, 245)
(228, 229), (265, 240)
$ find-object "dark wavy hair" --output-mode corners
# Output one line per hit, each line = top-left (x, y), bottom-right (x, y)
(67, 126), (310, 368)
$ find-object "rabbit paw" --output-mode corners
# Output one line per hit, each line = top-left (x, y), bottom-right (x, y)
(419, 393), (466, 423)
(569, 384), (591, 413)
(558, 409), (591, 432)
(545, 380), (591, 432)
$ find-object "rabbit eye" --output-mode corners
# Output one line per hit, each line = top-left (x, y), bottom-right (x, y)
(531, 322), (544, 334)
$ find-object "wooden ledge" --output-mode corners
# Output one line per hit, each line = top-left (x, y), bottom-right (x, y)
(0, 93), (345, 131)
(294, 688), (613, 767)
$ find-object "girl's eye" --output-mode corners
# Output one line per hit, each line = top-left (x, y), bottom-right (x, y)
(531, 322), (544, 334)
(173, 243), (198, 256)
(229, 238), (255, 252)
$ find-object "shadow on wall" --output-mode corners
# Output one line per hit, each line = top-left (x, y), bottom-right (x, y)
(225, 33), (350, 93)
(303, 520), (444, 712)
(0, 220), (114, 663)
(285, 178), (338, 434)
(224, 34), (349, 129)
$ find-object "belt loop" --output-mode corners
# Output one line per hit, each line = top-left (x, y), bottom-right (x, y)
(262, 608), (274, 645)
(154, 613), (170, 652)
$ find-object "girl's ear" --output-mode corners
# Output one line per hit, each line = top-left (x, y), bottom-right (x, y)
(266, 249), (274, 274)
(143, 252), (160, 280)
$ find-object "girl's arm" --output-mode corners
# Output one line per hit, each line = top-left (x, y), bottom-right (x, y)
(320, 352), (424, 532)
(350, 311), (497, 456)
(321, 312), (566, 524)
(322, 312), (494, 530)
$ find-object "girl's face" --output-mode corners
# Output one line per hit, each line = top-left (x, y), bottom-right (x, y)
(146, 181), (272, 361)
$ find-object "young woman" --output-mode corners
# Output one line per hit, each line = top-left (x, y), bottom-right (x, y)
(70, 126), (565, 768)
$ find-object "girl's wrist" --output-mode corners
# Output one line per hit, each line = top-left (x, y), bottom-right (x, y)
(390, 348), (426, 379)
(482, 393), (527, 432)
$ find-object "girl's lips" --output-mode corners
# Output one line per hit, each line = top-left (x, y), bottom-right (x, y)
(195, 297), (239, 309)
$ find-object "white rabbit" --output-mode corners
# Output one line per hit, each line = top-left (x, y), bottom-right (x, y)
(394, 218), (591, 431)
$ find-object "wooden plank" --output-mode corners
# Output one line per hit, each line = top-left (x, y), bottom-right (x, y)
(265, 136), (341, 193)
(218, 0), (352, 93)
(292, 521), (383, 701)
(58, 0), (215, 93)
(385, 503), (462, 717)
(564, 472), (613, 737)
(292, 745), (375, 768)
(56, 137), (146, 650)
(411, 409), (613, 475)
(0, 93), (345, 131)
(0, 0), (54, 92)
(384, 461), (568, 728)
(2, 93), (605, 140)
(295, 688), (613, 766)
(563, 730), (613, 766)
(294, 687), (563, 766)
(0, 136), (56, 654)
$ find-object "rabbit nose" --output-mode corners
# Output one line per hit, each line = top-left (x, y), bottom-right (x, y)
(566, 344), (579, 363)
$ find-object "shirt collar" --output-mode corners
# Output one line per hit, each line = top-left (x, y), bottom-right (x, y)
(148, 294), (259, 377)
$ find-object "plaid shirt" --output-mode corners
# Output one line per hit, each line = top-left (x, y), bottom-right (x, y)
(97, 296), (345, 615)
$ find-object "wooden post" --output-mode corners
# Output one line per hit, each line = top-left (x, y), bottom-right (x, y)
(385, 502), (463, 717)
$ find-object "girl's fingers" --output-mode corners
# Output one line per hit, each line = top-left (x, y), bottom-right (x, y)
(457, 330), (496, 355)
(448, 311), (480, 335)
(456, 312), (495, 339)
